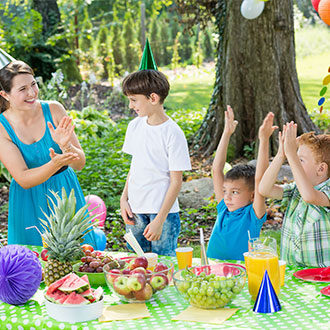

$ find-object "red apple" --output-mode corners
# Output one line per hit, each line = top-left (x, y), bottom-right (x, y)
(107, 269), (121, 284)
(134, 283), (153, 301)
(41, 249), (49, 261)
(82, 244), (94, 253)
(150, 273), (168, 291)
(127, 274), (146, 292)
(154, 262), (168, 274)
(113, 276), (131, 295)
(128, 256), (148, 270)
(131, 267), (147, 275)
(122, 268), (131, 275)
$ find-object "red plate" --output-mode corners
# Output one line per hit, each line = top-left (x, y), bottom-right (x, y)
(293, 268), (330, 282)
(321, 285), (330, 297)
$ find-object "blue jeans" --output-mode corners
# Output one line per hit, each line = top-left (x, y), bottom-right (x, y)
(125, 213), (181, 256)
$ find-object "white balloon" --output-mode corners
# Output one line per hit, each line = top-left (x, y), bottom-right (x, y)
(240, 0), (265, 20)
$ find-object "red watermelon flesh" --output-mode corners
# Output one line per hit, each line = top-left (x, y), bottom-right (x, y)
(81, 275), (90, 284)
(63, 292), (90, 305)
(46, 273), (72, 295)
(81, 288), (94, 300)
(58, 274), (89, 293)
(45, 289), (68, 303)
(55, 295), (70, 304)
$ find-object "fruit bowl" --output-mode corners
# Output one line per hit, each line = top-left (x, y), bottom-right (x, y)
(103, 256), (174, 302)
(45, 296), (104, 323)
(173, 263), (246, 309)
(73, 263), (106, 287)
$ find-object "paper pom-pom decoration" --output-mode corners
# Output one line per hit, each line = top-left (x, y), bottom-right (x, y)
(0, 245), (42, 305)
(318, 0), (330, 26)
(85, 194), (107, 227)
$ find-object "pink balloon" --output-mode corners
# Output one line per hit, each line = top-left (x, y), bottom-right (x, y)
(85, 195), (107, 227)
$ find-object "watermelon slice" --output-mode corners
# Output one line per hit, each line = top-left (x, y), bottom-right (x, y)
(46, 273), (72, 295)
(63, 292), (90, 305)
(81, 288), (94, 300)
(92, 287), (104, 302)
(45, 289), (68, 303)
(58, 274), (89, 293)
(55, 295), (69, 304)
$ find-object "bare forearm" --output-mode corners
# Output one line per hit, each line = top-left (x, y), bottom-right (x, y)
(212, 132), (231, 174)
(157, 179), (182, 222)
(286, 153), (319, 204)
(120, 172), (130, 202)
(61, 144), (85, 170)
(255, 138), (269, 182)
(15, 161), (62, 189)
(259, 153), (285, 198)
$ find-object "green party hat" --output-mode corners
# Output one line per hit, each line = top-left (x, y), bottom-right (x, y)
(139, 38), (158, 71)
(0, 48), (16, 70)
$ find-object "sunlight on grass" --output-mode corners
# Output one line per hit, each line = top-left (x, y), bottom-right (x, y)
(164, 64), (215, 111)
(296, 52), (330, 113)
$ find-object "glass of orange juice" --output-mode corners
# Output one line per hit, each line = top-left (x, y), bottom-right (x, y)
(244, 237), (280, 300)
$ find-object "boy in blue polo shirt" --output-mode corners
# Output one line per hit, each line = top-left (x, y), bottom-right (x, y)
(207, 106), (276, 260)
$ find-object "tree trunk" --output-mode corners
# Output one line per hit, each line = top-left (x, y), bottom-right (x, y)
(32, 0), (61, 37)
(192, 0), (320, 158)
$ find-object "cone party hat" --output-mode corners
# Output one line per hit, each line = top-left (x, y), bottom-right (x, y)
(139, 38), (157, 71)
(0, 48), (16, 70)
(253, 270), (281, 313)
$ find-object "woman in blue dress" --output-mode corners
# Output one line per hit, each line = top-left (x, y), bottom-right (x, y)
(0, 60), (96, 248)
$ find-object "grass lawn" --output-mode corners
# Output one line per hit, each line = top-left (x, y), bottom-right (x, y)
(164, 55), (330, 119)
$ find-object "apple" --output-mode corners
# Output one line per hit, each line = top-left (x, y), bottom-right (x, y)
(127, 274), (146, 292)
(131, 267), (147, 275)
(150, 273), (168, 291)
(124, 291), (135, 299)
(113, 276), (131, 295)
(41, 249), (49, 261)
(154, 262), (168, 274)
(134, 283), (153, 301)
(122, 268), (131, 275)
(128, 256), (148, 270)
(82, 244), (94, 253)
(107, 269), (121, 284)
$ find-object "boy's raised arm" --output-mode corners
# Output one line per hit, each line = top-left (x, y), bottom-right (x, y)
(259, 127), (286, 199)
(284, 122), (330, 206)
(212, 105), (238, 202)
(253, 112), (278, 218)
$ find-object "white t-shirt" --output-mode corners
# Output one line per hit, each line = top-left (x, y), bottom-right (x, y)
(122, 116), (191, 213)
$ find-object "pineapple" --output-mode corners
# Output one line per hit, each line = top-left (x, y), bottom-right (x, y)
(39, 188), (98, 286)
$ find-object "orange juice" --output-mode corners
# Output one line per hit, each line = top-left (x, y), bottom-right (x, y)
(244, 251), (280, 300)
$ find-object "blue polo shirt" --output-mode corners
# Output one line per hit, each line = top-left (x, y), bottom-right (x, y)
(207, 199), (266, 261)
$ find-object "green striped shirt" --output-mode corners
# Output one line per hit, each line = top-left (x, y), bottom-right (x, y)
(280, 178), (330, 267)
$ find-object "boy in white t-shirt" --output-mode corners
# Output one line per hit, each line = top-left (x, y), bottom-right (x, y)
(120, 70), (191, 256)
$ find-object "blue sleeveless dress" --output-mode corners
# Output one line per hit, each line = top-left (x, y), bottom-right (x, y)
(0, 101), (96, 248)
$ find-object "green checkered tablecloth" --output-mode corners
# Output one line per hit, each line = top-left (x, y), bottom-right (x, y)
(1, 247), (330, 330)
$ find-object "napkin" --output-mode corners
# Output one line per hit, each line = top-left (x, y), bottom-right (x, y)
(172, 306), (238, 324)
(99, 303), (150, 322)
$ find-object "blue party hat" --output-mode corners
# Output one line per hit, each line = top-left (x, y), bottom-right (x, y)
(253, 270), (281, 313)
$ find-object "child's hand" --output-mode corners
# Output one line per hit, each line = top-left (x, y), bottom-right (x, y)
(143, 218), (163, 241)
(283, 121), (298, 157)
(120, 199), (134, 225)
(258, 112), (278, 140)
(224, 105), (238, 135)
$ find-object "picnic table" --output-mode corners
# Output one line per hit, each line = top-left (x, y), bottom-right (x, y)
(0, 246), (329, 330)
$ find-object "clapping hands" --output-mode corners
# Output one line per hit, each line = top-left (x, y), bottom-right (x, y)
(277, 121), (298, 159)
(48, 116), (75, 150)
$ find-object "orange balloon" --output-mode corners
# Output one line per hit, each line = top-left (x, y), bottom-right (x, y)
(318, 0), (330, 26)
